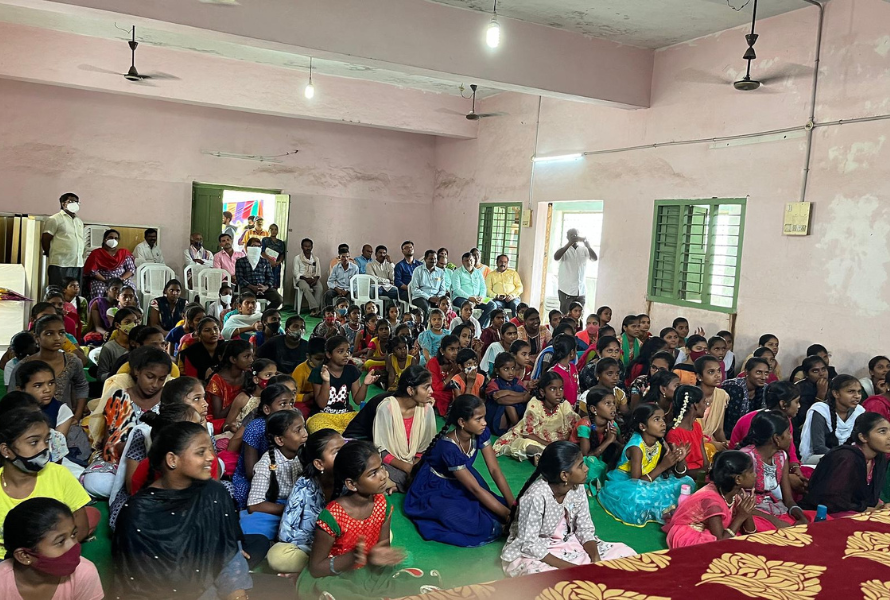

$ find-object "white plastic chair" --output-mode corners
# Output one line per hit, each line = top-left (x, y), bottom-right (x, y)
(292, 278), (305, 314)
(183, 264), (198, 303)
(196, 268), (231, 307)
(137, 264), (175, 310)
(350, 274), (384, 316)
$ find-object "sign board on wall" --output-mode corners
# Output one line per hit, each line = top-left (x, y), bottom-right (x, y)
(783, 202), (812, 236)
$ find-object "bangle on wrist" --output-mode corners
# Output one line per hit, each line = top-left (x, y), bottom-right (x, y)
(329, 556), (342, 575)
(674, 465), (688, 475)
(645, 473), (653, 483)
(725, 527), (736, 537)
(742, 525), (757, 534)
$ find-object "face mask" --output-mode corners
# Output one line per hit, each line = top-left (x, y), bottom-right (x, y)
(337, 308), (347, 316)
(8, 447), (51, 474)
(690, 349), (708, 361)
(246, 247), (261, 260)
(265, 320), (280, 330)
(30, 543), (82, 578)
(120, 322), (137, 335)
(105, 239), (118, 249)
(65, 202), (80, 214)
(258, 378), (270, 389)
(324, 316), (335, 324)
(586, 324), (599, 336)
(286, 330), (303, 340)
(192, 241), (202, 249)
(220, 294), (232, 304)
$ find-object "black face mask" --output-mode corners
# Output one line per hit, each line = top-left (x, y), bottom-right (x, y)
(192, 241), (203, 249)
(266, 320), (281, 330)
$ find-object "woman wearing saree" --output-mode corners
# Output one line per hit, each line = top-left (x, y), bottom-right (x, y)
(83, 229), (136, 299)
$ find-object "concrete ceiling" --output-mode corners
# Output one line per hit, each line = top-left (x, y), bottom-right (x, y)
(0, 2), (500, 98)
(427, 0), (808, 49)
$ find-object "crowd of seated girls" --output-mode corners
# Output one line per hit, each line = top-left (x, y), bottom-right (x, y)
(9, 257), (890, 600)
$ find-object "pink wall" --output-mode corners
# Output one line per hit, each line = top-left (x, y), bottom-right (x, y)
(0, 78), (435, 291)
(434, 0), (890, 376)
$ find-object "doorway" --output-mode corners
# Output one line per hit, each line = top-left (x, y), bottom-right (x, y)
(542, 201), (603, 316)
(191, 183), (290, 253)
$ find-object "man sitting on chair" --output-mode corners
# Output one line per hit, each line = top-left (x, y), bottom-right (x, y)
(235, 238), (282, 309)
(325, 248), (359, 308)
(409, 249), (446, 319)
(365, 245), (400, 307)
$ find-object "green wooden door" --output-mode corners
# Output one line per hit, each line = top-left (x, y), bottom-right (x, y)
(191, 185), (224, 252)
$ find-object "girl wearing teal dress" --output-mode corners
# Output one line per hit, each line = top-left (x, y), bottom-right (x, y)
(599, 403), (695, 525)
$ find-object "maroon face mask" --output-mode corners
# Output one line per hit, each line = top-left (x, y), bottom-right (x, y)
(689, 349), (708, 362)
(31, 542), (82, 578)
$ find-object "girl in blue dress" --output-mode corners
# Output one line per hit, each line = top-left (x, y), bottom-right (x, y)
(598, 403), (695, 525)
(404, 394), (515, 547)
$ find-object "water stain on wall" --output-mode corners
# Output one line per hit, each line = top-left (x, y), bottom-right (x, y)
(827, 135), (886, 174)
(815, 194), (890, 314)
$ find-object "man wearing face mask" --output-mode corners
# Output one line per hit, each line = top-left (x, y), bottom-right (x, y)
(251, 307), (283, 349)
(235, 238), (282, 309)
(184, 233), (214, 288)
(257, 315), (309, 374)
(42, 193), (86, 289)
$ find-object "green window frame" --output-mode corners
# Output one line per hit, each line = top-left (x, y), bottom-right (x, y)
(476, 202), (522, 268)
(647, 198), (746, 313)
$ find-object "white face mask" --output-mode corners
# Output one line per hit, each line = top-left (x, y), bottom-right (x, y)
(246, 246), (261, 267)
(105, 238), (118, 249)
(220, 294), (233, 304)
(66, 202), (80, 214)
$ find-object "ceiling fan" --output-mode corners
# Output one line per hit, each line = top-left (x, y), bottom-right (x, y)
(734, 0), (763, 90)
(437, 84), (507, 119)
(79, 26), (178, 83)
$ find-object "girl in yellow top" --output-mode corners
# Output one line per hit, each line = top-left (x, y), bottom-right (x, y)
(598, 404), (695, 525)
(362, 321), (391, 372)
(385, 336), (414, 393)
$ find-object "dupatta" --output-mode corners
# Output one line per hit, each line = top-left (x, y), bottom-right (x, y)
(113, 479), (242, 600)
(84, 246), (133, 274)
(372, 396), (437, 462)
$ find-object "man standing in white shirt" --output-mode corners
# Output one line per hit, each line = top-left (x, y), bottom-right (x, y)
(133, 228), (165, 268)
(42, 192), (85, 288)
(554, 228), (598, 313)
(184, 232), (214, 287)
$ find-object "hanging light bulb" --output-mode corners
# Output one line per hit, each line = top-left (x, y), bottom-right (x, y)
(304, 57), (315, 99)
(486, 0), (500, 48)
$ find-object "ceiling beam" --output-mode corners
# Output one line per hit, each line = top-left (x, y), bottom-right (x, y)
(41, 0), (653, 108)
(0, 21), (480, 138)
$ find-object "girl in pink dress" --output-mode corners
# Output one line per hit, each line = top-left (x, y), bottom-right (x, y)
(664, 450), (757, 548)
(549, 335), (579, 407)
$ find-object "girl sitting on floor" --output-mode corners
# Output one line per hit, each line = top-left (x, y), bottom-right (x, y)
(624, 337), (668, 388)
(579, 357), (628, 418)
(353, 313), (379, 360)
(729, 381), (807, 492)
(738, 411), (812, 530)
(618, 315), (642, 362)
(362, 321), (391, 377)
(404, 394), (514, 547)
(549, 335), (579, 408)
(485, 352), (533, 435)
(206, 340), (253, 424)
(480, 321), (519, 375)
(642, 370), (680, 425)
(800, 374), (866, 465)
(697, 355), (730, 452)
(501, 441), (636, 577)
(862, 371), (890, 421)
(224, 358), (277, 434)
(452, 323), (482, 362)
(663, 450), (757, 548)
(860, 355), (890, 399)
(372, 366), (437, 493)
(231, 384), (297, 509)
(438, 296), (457, 329)
(665, 385), (710, 479)
(0, 498), (104, 600)
(296, 441), (440, 600)
(570, 386), (622, 495)
(385, 335), (414, 393)
(270, 429), (347, 574)
(241, 410), (308, 554)
(511, 340), (534, 384)
(453, 348), (485, 401)
(629, 350), (674, 410)
(599, 403), (695, 525)
(384, 305), (401, 333)
(428, 335), (461, 417)
(0, 407), (98, 548)
(417, 309), (446, 367)
(307, 336), (380, 434)
(494, 371), (578, 463)
(801, 411), (890, 516)
(114, 422), (251, 600)
(449, 300), (482, 338)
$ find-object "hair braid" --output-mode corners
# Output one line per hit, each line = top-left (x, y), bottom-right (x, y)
(264, 446), (280, 503)
(510, 466), (542, 522)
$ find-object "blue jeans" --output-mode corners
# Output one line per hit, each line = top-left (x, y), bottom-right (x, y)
(492, 297), (521, 317)
(453, 297), (498, 329)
